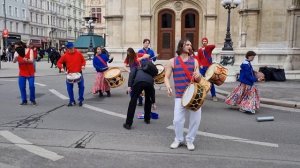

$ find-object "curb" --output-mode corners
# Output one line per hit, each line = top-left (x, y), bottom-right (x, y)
(216, 89), (300, 109)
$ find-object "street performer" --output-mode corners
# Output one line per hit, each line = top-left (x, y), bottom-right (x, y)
(164, 39), (202, 151)
(57, 42), (86, 107)
(195, 37), (218, 101)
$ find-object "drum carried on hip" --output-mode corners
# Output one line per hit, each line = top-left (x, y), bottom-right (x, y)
(66, 73), (82, 83)
(104, 67), (124, 88)
(154, 64), (165, 84)
(181, 83), (207, 111)
(198, 77), (211, 93)
(205, 63), (228, 86)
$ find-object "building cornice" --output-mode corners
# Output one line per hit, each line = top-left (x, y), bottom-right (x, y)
(204, 14), (217, 19)
(140, 14), (152, 18)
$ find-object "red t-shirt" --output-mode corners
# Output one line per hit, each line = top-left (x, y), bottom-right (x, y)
(196, 45), (215, 67)
(57, 49), (86, 73)
(18, 49), (35, 77)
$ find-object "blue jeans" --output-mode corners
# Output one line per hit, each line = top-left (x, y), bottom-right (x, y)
(18, 76), (35, 103)
(66, 76), (85, 103)
(200, 67), (216, 97)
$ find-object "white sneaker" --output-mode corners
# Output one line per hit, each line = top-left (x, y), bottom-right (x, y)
(170, 141), (182, 149)
(186, 142), (195, 151)
(212, 96), (218, 102)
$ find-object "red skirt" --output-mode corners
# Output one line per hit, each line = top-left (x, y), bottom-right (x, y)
(92, 72), (110, 94)
(225, 83), (260, 113)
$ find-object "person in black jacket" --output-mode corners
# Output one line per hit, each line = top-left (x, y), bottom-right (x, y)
(123, 62), (158, 130)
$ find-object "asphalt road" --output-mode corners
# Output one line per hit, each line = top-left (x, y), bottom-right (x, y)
(0, 73), (300, 168)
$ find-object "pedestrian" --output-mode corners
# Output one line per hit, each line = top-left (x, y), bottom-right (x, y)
(195, 37), (218, 101)
(124, 47), (145, 105)
(123, 61), (158, 130)
(164, 39), (202, 151)
(13, 41), (37, 105)
(57, 42), (86, 107)
(91, 46), (113, 97)
(137, 38), (156, 64)
(225, 51), (264, 114)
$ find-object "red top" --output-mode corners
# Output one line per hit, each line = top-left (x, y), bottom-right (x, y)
(33, 49), (38, 59)
(18, 49), (35, 77)
(196, 45), (215, 67)
(57, 49), (86, 73)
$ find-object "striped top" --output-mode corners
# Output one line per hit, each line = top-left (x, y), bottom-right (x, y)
(173, 56), (195, 98)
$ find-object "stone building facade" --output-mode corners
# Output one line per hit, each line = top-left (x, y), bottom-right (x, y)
(104, 0), (300, 70)
(83, 0), (106, 36)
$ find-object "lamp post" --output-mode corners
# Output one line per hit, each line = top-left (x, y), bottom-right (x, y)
(1, 0), (7, 69)
(85, 18), (95, 60)
(220, 0), (241, 66)
(221, 0), (241, 51)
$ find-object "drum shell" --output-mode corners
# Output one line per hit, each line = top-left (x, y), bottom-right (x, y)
(205, 63), (228, 86)
(154, 64), (165, 84)
(66, 73), (82, 83)
(181, 83), (207, 111)
(104, 67), (124, 88)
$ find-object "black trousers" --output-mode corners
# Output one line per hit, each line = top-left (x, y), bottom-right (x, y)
(125, 82), (155, 125)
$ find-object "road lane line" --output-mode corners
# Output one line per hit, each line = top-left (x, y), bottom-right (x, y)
(49, 89), (69, 100)
(0, 130), (64, 161)
(0, 79), (17, 82)
(166, 125), (279, 148)
(83, 104), (126, 119)
(35, 82), (47, 87)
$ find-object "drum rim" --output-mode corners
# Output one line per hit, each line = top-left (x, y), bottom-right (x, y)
(104, 67), (121, 79)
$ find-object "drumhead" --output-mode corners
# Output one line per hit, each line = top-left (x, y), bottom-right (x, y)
(104, 68), (121, 78)
(182, 84), (195, 106)
(155, 64), (164, 74)
(67, 73), (81, 80)
(205, 63), (217, 80)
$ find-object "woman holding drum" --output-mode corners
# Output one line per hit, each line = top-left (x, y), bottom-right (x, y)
(164, 39), (202, 151)
(195, 37), (218, 102)
(225, 51), (264, 114)
(92, 46), (113, 97)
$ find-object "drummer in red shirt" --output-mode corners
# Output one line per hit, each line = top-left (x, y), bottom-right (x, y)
(57, 42), (86, 107)
(196, 37), (218, 102)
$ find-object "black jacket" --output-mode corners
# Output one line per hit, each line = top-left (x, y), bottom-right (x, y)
(128, 67), (154, 87)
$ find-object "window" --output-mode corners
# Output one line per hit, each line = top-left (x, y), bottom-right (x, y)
(47, 1), (49, 10)
(15, 8), (18, 17)
(31, 27), (33, 35)
(162, 13), (172, 28)
(9, 6), (12, 16)
(30, 0), (32, 6)
(40, 15), (43, 24)
(41, 28), (44, 36)
(36, 28), (39, 35)
(22, 0), (25, 4)
(16, 23), (19, 33)
(10, 22), (13, 32)
(36, 14), (38, 23)
(23, 24), (26, 33)
(30, 12), (33, 21)
(22, 9), (26, 18)
(185, 13), (195, 28)
(91, 8), (101, 23)
(48, 16), (50, 25)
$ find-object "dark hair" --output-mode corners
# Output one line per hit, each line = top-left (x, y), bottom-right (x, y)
(176, 39), (191, 56)
(14, 41), (26, 48)
(94, 46), (101, 56)
(245, 51), (256, 59)
(143, 39), (150, 44)
(125, 47), (136, 65)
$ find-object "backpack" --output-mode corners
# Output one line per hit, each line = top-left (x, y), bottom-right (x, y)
(142, 61), (158, 77)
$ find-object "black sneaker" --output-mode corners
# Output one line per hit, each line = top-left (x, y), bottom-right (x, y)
(20, 101), (27, 105)
(31, 101), (37, 106)
(67, 102), (76, 107)
(123, 123), (131, 130)
(137, 103), (143, 106)
(99, 91), (103, 97)
(106, 91), (111, 97)
(79, 101), (83, 107)
(144, 120), (150, 124)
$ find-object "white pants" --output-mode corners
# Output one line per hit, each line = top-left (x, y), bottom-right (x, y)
(173, 98), (202, 143)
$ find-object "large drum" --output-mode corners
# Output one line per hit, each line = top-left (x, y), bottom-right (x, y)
(205, 63), (228, 86)
(198, 77), (211, 93)
(154, 64), (165, 84)
(104, 67), (124, 88)
(181, 83), (207, 111)
(66, 73), (82, 83)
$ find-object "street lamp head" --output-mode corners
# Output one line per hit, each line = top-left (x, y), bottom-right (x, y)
(221, 0), (232, 6)
(233, 0), (241, 7)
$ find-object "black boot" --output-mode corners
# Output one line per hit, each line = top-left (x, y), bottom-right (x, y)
(106, 91), (111, 97)
(98, 91), (103, 97)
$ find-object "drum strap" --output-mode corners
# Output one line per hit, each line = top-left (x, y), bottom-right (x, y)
(177, 56), (193, 82)
(96, 56), (107, 67)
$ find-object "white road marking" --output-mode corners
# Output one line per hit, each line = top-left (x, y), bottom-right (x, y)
(0, 131), (64, 161)
(83, 104), (126, 119)
(0, 79), (17, 82)
(34, 82), (47, 87)
(49, 89), (69, 100)
(166, 125), (279, 148)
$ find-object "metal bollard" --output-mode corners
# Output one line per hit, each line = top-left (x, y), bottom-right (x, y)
(256, 116), (274, 122)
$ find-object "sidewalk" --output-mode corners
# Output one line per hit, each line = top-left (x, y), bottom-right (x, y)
(1, 60), (299, 108)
